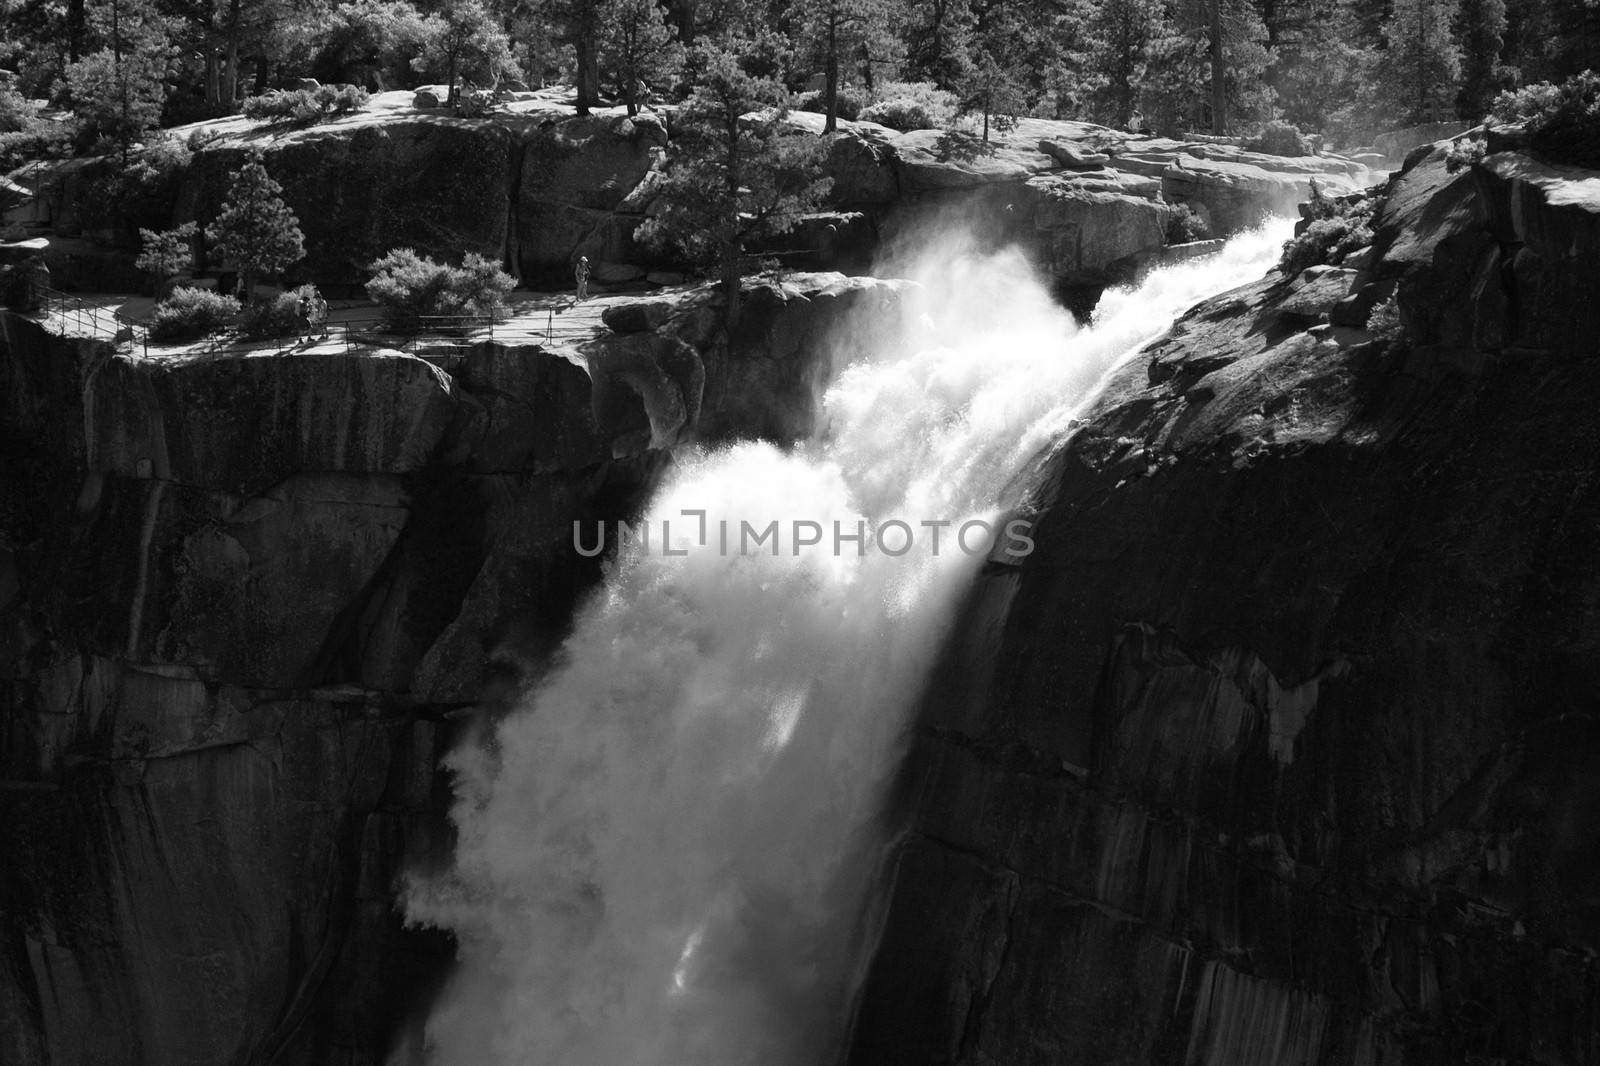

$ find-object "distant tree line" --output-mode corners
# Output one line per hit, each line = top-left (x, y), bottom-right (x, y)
(1, 0), (1597, 149)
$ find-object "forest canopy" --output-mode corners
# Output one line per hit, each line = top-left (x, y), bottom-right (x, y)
(0, 0), (1597, 152)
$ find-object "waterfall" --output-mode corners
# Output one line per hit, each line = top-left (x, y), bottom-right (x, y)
(400, 219), (1294, 1066)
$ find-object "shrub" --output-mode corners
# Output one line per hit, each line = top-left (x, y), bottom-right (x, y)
(1247, 119), (1313, 157)
(858, 81), (957, 131)
(239, 286), (315, 338)
(365, 248), (514, 331)
(0, 85), (72, 170)
(1489, 71), (1600, 168)
(1367, 292), (1405, 346)
(242, 84), (370, 125)
(147, 286), (240, 341)
(794, 87), (870, 122)
(65, 48), (167, 150)
(0, 122), (73, 171)
(1280, 193), (1377, 275)
(1444, 136), (1487, 172)
(1165, 202), (1212, 244)
(0, 83), (39, 133)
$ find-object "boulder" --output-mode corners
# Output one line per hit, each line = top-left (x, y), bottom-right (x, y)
(412, 88), (441, 109)
(1027, 175), (1171, 284)
(1374, 120), (1472, 167)
(1039, 138), (1111, 169)
(890, 128), (1059, 193)
(1276, 265), (1358, 320)
(1162, 153), (1359, 234)
(593, 260), (646, 284)
(1469, 151), (1600, 354)
(602, 299), (673, 334)
(824, 127), (899, 205)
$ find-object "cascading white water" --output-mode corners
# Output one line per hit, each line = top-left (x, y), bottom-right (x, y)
(401, 218), (1294, 1066)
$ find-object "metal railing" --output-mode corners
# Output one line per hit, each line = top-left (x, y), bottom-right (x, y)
(37, 286), (137, 344)
(35, 290), (604, 358)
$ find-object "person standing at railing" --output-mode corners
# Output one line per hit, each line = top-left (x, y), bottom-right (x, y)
(574, 255), (590, 300)
(310, 289), (329, 340)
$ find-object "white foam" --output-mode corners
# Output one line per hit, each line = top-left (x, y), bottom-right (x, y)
(400, 218), (1294, 1066)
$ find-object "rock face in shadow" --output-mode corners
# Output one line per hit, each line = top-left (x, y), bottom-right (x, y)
(849, 146), (1600, 1065)
(0, 272), (898, 1066)
(179, 120), (518, 288)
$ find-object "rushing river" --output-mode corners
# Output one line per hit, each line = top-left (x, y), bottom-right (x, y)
(401, 218), (1294, 1066)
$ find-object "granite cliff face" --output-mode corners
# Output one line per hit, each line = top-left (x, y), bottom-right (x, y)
(0, 273), (903, 1066)
(849, 144), (1600, 1064)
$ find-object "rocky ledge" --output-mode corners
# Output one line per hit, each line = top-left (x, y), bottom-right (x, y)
(7, 93), (1372, 296)
(850, 143), (1600, 1065)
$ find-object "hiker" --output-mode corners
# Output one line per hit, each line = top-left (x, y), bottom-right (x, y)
(298, 290), (314, 339)
(310, 289), (330, 339)
(575, 255), (591, 300)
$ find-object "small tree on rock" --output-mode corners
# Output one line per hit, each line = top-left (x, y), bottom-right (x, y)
(206, 151), (305, 301)
(955, 43), (1026, 143)
(598, 0), (684, 116)
(135, 221), (197, 296)
(636, 40), (832, 329)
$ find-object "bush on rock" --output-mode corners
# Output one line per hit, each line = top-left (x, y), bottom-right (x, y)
(1490, 71), (1600, 169)
(1247, 120), (1313, 157)
(364, 248), (514, 332)
(148, 286), (240, 341)
(857, 82), (957, 130)
(1280, 191), (1376, 275)
(242, 84), (370, 125)
(1165, 202), (1212, 243)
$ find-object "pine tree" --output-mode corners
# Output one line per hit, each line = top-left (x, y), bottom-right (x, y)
(598, 0), (685, 115)
(1152, 0), (1271, 134)
(636, 41), (832, 329)
(1548, 0), (1600, 78)
(1271, 0), (1381, 138)
(800, 0), (893, 131)
(549, 0), (605, 113)
(905, 0), (975, 87)
(64, 47), (169, 153)
(413, 0), (515, 103)
(1381, 0), (1463, 123)
(955, 46), (1026, 141)
(1455, 0), (1509, 119)
(952, 5), (1029, 143)
(206, 151), (305, 301)
(1083, 0), (1170, 128)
